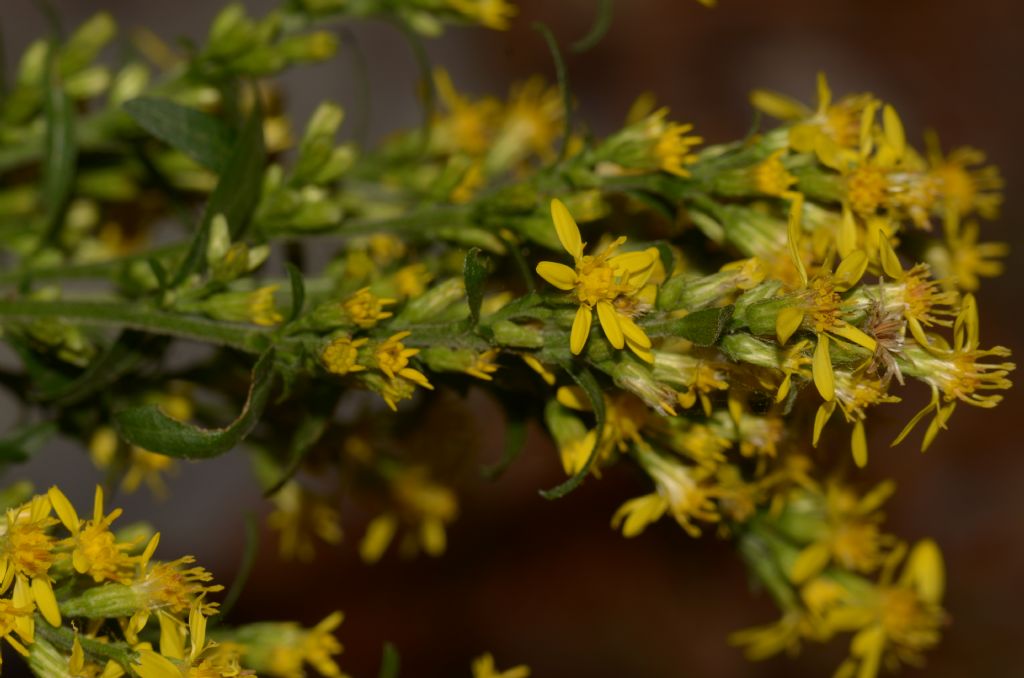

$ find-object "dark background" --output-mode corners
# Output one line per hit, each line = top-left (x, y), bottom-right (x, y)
(2, 0), (1023, 675)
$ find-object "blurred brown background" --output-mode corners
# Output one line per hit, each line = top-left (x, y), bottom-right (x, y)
(3, 0), (1023, 676)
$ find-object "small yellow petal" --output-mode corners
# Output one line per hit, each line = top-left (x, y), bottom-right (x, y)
(776, 307), (805, 345)
(551, 199), (583, 260)
(535, 261), (577, 290)
(816, 71), (832, 111)
(359, 514), (398, 564)
(47, 486), (79, 534)
(570, 305), (593, 355)
(903, 539), (945, 605)
(32, 577), (61, 627)
(617, 314), (651, 348)
(749, 89), (810, 121)
(556, 386), (591, 411)
(596, 301), (624, 349)
(882, 104), (905, 159)
(851, 420), (868, 468)
(831, 323), (877, 352)
(833, 250), (868, 291)
(813, 400), (835, 447)
(791, 542), (831, 584)
(609, 250), (655, 275)
(786, 193), (808, 285)
(812, 335), (835, 402)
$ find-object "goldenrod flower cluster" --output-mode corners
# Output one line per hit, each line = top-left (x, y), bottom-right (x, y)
(0, 486), (345, 678)
(0, 2), (1013, 676)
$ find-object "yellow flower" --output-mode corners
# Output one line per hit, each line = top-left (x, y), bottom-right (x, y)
(0, 495), (61, 627)
(775, 249), (877, 403)
(90, 425), (179, 498)
(647, 108), (702, 177)
(612, 444), (718, 538)
(894, 294), (1014, 450)
(321, 336), (368, 376)
(447, 0), (518, 31)
(247, 285), (283, 326)
(130, 534), (223, 619)
(238, 612), (347, 678)
(471, 652), (530, 678)
(393, 263), (432, 298)
(432, 69), (501, 156)
(48, 485), (136, 583)
(0, 589), (35, 664)
(752, 72), (878, 161)
(490, 77), (563, 167)
(937, 219), (1008, 292)
(788, 480), (896, 584)
(828, 541), (946, 678)
(342, 287), (395, 329)
(359, 469), (457, 563)
(465, 348), (500, 381)
(536, 199), (658, 360)
(753, 149), (798, 196)
(925, 132), (1003, 223)
(374, 332), (432, 387)
(135, 601), (247, 678)
(268, 482), (343, 562)
(813, 368), (900, 467)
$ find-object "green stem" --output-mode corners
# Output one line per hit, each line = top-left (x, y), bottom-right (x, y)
(0, 299), (269, 352)
(35, 614), (137, 670)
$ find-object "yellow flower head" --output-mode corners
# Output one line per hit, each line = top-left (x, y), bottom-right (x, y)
(49, 485), (136, 584)
(646, 108), (702, 177)
(321, 336), (368, 376)
(472, 652), (530, 678)
(447, 0), (518, 31)
(925, 133), (1003, 222)
(268, 482), (343, 562)
(753, 150), (798, 196)
(342, 288), (395, 329)
(132, 535), (223, 617)
(247, 285), (283, 327)
(465, 348), (500, 381)
(536, 199), (658, 360)
(433, 68), (501, 156)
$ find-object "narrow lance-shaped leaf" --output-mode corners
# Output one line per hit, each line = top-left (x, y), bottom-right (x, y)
(123, 97), (235, 172)
(113, 349), (276, 459)
(540, 362), (606, 500)
(572, 0), (613, 53)
(463, 247), (489, 326)
(38, 46), (77, 249)
(171, 100), (266, 286)
(285, 262), (306, 324)
(378, 642), (400, 678)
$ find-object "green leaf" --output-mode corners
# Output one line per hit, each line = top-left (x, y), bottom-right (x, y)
(38, 49), (76, 249)
(123, 97), (234, 172)
(378, 642), (400, 678)
(171, 101), (265, 286)
(481, 413), (527, 480)
(113, 349), (276, 459)
(217, 514), (259, 620)
(572, 0), (613, 53)
(284, 262), (306, 324)
(540, 362), (606, 500)
(645, 305), (734, 346)
(0, 422), (57, 464)
(463, 247), (489, 326)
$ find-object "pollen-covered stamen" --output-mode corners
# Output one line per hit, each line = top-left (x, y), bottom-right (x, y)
(804, 277), (844, 333)
(833, 370), (900, 422)
(896, 264), (958, 329)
